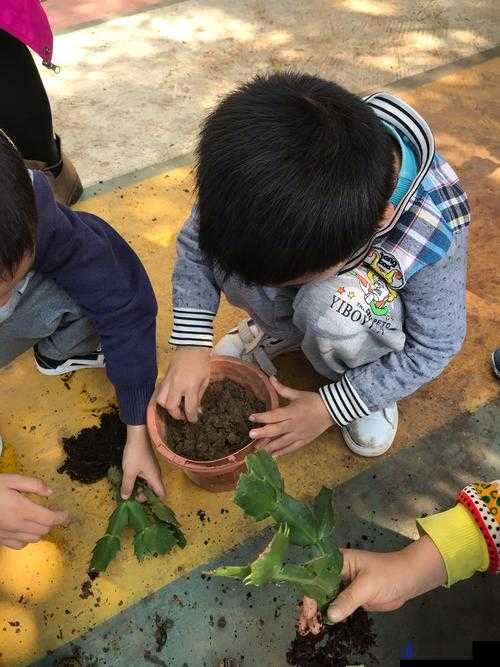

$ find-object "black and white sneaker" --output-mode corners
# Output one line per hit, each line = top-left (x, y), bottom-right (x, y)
(492, 349), (500, 379)
(34, 344), (106, 376)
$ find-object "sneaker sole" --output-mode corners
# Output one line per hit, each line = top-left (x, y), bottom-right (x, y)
(35, 358), (106, 376)
(341, 410), (398, 457)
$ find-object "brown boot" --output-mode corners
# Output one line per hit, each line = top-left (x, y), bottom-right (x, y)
(25, 135), (83, 206)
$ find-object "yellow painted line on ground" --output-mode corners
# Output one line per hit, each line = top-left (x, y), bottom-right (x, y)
(1, 58), (499, 665)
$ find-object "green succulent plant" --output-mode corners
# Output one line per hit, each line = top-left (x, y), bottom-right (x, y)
(210, 450), (342, 608)
(89, 466), (186, 574)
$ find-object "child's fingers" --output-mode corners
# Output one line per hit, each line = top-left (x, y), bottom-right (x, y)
(184, 389), (201, 423)
(327, 573), (371, 623)
(249, 407), (290, 424)
(163, 397), (185, 421)
(157, 384), (184, 420)
(10, 532), (42, 545)
(21, 497), (69, 527)
(264, 433), (296, 452)
(120, 472), (136, 500)
(270, 439), (305, 456)
(269, 376), (300, 400)
(6, 474), (53, 497)
(0, 538), (25, 550)
(249, 421), (290, 440)
(147, 474), (166, 500)
(15, 520), (52, 537)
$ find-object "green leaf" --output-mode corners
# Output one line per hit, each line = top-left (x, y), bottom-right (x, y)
(276, 556), (342, 607)
(129, 499), (179, 561)
(108, 466), (123, 500)
(246, 450), (283, 494)
(89, 502), (130, 573)
(234, 451), (284, 521)
(245, 525), (290, 586)
(167, 523), (187, 549)
(272, 494), (320, 548)
(133, 521), (178, 561)
(143, 486), (181, 527)
(235, 475), (279, 521)
(90, 534), (122, 573)
(141, 485), (187, 548)
(311, 487), (335, 543)
(151, 523), (179, 555)
(209, 565), (252, 580)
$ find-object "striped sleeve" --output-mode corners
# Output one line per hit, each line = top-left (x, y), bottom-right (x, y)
(319, 375), (370, 426)
(169, 308), (216, 347)
(170, 206), (221, 347)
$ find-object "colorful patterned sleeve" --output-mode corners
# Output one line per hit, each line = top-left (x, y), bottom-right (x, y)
(457, 481), (500, 574)
(416, 480), (499, 587)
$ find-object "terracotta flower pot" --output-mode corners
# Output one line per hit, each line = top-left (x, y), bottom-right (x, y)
(147, 356), (279, 492)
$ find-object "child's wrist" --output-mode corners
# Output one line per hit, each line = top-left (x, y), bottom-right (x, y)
(126, 424), (147, 441)
(400, 535), (447, 600)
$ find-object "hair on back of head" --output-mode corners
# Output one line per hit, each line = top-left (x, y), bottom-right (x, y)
(196, 71), (395, 285)
(0, 130), (37, 278)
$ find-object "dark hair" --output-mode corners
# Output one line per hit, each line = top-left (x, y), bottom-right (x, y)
(197, 71), (395, 284)
(0, 131), (37, 278)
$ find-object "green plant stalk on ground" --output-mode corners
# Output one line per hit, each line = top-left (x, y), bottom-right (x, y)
(89, 466), (186, 574)
(210, 450), (343, 609)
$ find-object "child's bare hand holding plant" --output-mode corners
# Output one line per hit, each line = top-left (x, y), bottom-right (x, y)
(121, 425), (165, 500)
(157, 347), (211, 423)
(299, 538), (447, 633)
(0, 473), (70, 549)
(249, 377), (333, 455)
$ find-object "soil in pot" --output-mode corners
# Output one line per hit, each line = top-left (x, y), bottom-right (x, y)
(58, 407), (126, 484)
(286, 608), (377, 666)
(163, 380), (265, 461)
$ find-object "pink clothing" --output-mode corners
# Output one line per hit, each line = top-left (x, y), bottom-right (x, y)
(0, 0), (54, 66)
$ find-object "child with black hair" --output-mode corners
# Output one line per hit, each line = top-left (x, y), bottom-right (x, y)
(0, 131), (164, 551)
(158, 72), (470, 457)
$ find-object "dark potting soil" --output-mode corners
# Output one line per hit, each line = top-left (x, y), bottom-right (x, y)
(58, 407), (126, 484)
(163, 380), (265, 461)
(286, 608), (377, 666)
(52, 646), (97, 667)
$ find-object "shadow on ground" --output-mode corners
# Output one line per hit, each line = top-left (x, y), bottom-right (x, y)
(37, 399), (500, 667)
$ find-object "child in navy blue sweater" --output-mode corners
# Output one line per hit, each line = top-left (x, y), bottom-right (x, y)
(0, 131), (164, 551)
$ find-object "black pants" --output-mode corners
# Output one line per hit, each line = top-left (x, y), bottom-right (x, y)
(0, 28), (59, 164)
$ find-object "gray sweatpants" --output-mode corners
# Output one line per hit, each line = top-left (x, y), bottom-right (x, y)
(0, 272), (99, 368)
(216, 265), (406, 381)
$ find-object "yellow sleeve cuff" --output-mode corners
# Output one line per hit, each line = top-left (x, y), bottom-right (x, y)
(416, 504), (489, 587)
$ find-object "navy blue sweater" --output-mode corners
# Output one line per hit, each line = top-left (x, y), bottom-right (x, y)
(32, 171), (157, 425)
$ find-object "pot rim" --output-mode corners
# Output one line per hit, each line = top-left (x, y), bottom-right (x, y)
(148, 356), (279, 470)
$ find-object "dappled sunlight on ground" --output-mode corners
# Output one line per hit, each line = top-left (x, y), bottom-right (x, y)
(0, 0), (498, 661)
(39, 0), (499, 186)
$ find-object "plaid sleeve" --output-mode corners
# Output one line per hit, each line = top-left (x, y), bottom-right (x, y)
(426, 154), (471, 232)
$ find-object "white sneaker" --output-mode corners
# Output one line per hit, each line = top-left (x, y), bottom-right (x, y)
(214, 318), (302, 375)
(342, 403), (398, 457)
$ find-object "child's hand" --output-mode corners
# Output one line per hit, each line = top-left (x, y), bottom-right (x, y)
(121, 425), (165, 500)
(249, 377), (333, 455)
(298, 537), (446, 632)
(0, 473), (70, 549)
(326, 537), (447, 623)
(157, 347), (211, 423)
